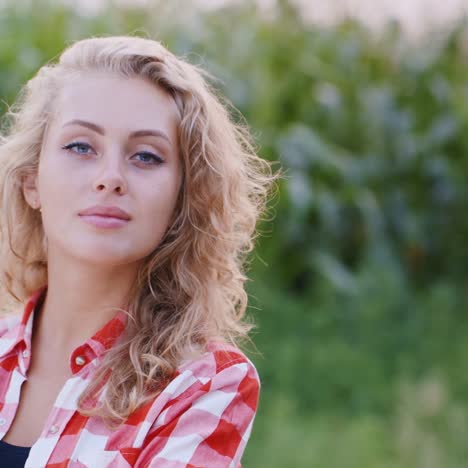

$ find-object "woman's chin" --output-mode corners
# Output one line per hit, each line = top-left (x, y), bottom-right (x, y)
(64, 242), (138, 267)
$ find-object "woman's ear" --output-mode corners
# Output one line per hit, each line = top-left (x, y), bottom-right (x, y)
(22, 173), (41, 210)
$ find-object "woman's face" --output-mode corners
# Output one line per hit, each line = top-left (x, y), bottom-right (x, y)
(24, 72), (182, 267)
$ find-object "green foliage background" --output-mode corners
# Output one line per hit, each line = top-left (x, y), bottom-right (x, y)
(1, 1), (468, 466)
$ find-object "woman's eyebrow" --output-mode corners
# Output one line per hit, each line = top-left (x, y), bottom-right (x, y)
(62, 119), (172, 145)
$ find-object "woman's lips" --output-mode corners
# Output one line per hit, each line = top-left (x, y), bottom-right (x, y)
(79, 214), (130, 229)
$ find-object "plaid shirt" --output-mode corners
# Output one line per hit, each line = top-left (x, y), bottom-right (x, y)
(0, 287), (260, 467)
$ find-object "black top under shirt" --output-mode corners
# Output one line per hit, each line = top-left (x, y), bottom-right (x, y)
(0, 438), (31, 467)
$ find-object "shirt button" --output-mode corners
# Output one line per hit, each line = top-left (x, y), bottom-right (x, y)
(49, 425), (59, 434)
(22, 350), (29, 358)
(75, 356), (86, 366)
(0, 417), (6, 426)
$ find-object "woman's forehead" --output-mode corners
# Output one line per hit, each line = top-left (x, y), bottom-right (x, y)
(49, 72), (180, 142)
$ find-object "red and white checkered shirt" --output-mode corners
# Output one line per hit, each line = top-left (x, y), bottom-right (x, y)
(0, 287), (260, 467)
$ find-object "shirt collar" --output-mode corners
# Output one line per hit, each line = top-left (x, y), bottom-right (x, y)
(3, 286), (128, 375)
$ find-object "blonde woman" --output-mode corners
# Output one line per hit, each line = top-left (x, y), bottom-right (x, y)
(0, 35), (276, 467)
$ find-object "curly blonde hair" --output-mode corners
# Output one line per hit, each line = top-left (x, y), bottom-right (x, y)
(0, 35), (278, 425)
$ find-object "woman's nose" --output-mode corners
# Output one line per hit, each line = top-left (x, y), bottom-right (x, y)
(92, 153), (128, 195)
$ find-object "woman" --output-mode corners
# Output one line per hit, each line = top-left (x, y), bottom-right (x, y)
(0, 35), (276, 467)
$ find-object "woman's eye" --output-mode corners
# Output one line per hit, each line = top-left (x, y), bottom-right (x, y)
(62, 141), (93, 155)
(61, 143), (163, 166)
(132, 152), (164, 165)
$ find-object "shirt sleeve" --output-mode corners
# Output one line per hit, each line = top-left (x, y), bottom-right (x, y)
(135, 359), (260, 468)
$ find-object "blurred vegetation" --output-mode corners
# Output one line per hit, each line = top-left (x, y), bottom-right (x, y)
(1, 0), (468, 466)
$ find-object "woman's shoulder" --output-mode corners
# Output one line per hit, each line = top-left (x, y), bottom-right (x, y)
(150, 339), (261, 415)
(175, 340), (260, 386)
(134, 341), (260, 466)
